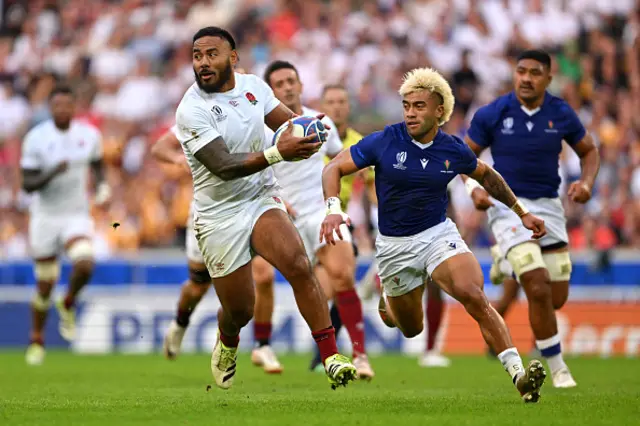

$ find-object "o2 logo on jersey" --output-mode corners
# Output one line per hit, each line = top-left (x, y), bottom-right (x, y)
(211, 105), (227, 122)
(393, 151), (407, 170)
(501, 117), (514, 134)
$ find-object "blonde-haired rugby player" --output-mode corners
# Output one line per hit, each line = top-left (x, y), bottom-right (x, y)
(321, 67), (548, 403)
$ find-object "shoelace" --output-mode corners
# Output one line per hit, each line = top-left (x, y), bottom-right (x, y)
(219, 347), (237, 371)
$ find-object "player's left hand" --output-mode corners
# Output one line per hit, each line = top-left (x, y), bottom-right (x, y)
(320, 213), (351, 245)
(567, 180), (592, 204)
(521, 213), (546, 239)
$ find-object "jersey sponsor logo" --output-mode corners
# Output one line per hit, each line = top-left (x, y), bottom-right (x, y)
(229, 100), (239, 107)
(245, 92), (258, 105)
(545, 120), (558, 133)
(211, 105), (227, 122)
(393, 151), (407, 170)
(501, 117), (514, 134)
(526, 121), (534, 132)
(440, 159), (453, 174)
(420, 159), (429, 169)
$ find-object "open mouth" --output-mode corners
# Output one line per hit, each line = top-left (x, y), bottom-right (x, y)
(200, 71), (215, 82)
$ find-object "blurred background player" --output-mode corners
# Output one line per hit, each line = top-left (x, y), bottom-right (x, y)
(21, 85), (110, 365)
(175, 27), (356, 389)
(262, 61), (374, 380)
(463, 50), (600, 388)
(322, 67), (548, 403)
(151, 121), (284, 374)
(307, 84), (375, 373)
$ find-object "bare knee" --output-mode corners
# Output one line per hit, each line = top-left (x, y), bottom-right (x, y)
(253, 263), (275, 288)
(325, 263), (355, 292)
(520, 269), (552, 303)
(189, 282), (209, 300)
(400, 321), (424, 338)
(454, 281), (490, 317)
(229, 304), (254, 328)
(282, 252), (313, 284)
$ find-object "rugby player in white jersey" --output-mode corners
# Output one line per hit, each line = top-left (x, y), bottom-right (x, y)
(174, 27), (356, 390)
(20, 85), (110, 365)
(261, 61), (374, 380)
(152, 124), (283, 374)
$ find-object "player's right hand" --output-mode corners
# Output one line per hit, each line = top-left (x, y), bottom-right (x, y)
(320, 213), (351, 245)
(471, 187), (494, 210)
(521, 213), (546, 239)
(277, 119), (323, 161)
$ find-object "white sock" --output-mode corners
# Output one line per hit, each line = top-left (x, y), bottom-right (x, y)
(536, 334), (567, 374)
(497, 347), (524, 384)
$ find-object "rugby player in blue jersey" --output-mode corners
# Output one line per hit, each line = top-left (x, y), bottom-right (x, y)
(321, 67), (548, 403)
(462, 50), (600, 388)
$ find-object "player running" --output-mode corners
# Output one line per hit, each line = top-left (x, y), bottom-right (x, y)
(175, 27), (356, 390)
(306, 84), (377, 373)
(152, 125), (284, 374)
(463, 50), (600, 388)
(321, 67), (547, 403)
(21, 85), (110, 365)
(262, 61), (374, 380)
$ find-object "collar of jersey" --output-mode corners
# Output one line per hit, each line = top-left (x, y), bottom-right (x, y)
(510, 91), (550, 117)
(401, 123), (439, 149)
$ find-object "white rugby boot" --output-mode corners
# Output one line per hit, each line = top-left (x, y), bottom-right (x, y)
(163, 320), (186, 360)
(251, 345), (284, 374)
(55, 299), (76, 342)
(210, 332), (238, 390)
(552, 367), (577, 388)
(26, 343), (45, 366)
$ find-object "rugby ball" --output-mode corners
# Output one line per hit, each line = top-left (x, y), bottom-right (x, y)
(272, 116), (327, 161)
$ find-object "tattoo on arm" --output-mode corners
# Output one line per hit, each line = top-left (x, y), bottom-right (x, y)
(193, 137), (269, 181)
(475, 166), (518, 208)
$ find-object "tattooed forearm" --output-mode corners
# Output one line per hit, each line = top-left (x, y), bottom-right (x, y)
(476, 166), (518, 208)
(194, 137), (269, 181)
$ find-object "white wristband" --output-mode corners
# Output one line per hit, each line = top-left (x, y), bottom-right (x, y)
(465, 178), (482, 196)
(264, 146), (284, 165)
(95, 182), (111, 205)
(325, 197), (342, 215)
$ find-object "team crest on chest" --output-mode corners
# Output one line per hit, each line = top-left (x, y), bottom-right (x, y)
(393, 151), (407, 170)
(245, 92), (258, 105)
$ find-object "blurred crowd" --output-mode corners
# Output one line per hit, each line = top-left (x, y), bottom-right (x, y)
(1, 0), (639, 259)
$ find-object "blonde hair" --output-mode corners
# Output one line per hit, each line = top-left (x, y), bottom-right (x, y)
(398, 67), (455, 126)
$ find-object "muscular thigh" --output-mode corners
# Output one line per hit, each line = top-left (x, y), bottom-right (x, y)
(211, 261), (255, 313)
(250, 209), (310, 275)
(430, 252), (484, 300)
(316, 241), (355, 283)
(386, 284), (425, 330)
(29, 215), (62, 259)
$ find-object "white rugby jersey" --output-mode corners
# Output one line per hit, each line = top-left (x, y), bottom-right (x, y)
(20, 119), (102, 216)
(175, 73), (281, 222)
(266, 106), (343, 219)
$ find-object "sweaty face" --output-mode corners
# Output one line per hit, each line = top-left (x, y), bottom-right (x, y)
(321, 88), (350, 127)
(514, 59), (551, 103)
(268, 68), (302, 111)
(50, 93), (75, 128)
(402, 91), (444, 140)
(192, 36), (237, 93)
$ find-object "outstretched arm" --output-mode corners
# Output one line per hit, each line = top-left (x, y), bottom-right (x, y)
(467, 159), (546, 239)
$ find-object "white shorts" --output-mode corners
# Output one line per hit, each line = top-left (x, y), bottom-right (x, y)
(194, 192), (286, 278)
(487, 197), (568, 256)
(294, 210), (352, 264)
(29, 213), (94, 259)
(375, 218), (470, 297)
(185, 218), (204, 264)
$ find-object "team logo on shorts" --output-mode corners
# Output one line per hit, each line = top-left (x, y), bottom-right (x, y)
(214, 262), (225, 272)
(272, 196), (282, 204)
(391, 276), (401, 286)
(448, 242), (457, 250)
(246, 92), (258, 105)
(393, 152), (407, 170)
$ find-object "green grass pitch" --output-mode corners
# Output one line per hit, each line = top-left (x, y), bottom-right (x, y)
(1, 352), (638, 425)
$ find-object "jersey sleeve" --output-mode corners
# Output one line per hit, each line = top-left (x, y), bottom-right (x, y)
(454, 137), (479, 175)
(254, 76), (280, 116)
(20, 129), (42, 170)
(562, 105), (587, 146)
(322, 116), (343, 157)
(175, 100), (221, 154)
(350, 131), (383, 169)
(466, 105), (494, 147)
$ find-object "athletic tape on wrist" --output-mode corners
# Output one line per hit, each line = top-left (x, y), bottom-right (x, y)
(511, 200), (529, 217)
(465, 178), (482, 196)
(325, 197), (343, 215)
(264, 146), (284, 165)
